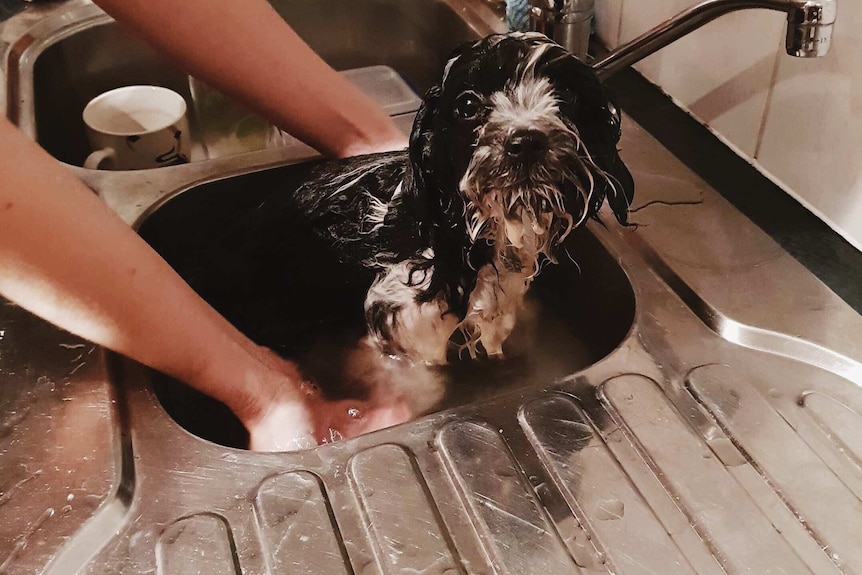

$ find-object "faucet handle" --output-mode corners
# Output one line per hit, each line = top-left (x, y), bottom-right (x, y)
(528, 0), (595, 62)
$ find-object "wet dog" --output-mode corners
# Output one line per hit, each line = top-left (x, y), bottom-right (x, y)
(193, 33), (634, 382)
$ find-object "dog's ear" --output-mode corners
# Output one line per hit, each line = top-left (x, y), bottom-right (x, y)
(599, 99), (635, 226)
(550, 52), (635, 225)
(407, 84), (441, 200)
(579, 92), (634, 226)
(407, 36), (477, 161)
(580, 92), (634, 226)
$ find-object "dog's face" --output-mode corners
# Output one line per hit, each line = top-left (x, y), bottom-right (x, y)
(410, 33), (634, 262)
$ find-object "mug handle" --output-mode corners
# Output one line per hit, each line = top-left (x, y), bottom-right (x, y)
(84, 148), (116, 170)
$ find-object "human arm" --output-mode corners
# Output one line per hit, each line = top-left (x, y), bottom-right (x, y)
(0, 118), (407, 450)
(91, 0), (407, 158)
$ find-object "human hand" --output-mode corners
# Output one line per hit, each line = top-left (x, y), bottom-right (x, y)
(247, 393), (413, 452)
(244, 350), (414, 452)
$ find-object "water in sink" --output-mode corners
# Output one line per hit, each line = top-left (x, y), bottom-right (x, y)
(138, 161), (635, 449)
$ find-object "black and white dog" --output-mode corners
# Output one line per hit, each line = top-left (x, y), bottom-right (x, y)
(198, 32), (634, 372)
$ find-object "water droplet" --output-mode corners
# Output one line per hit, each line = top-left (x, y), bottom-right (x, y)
(595, 499), (625, 520)
(36, 376), (55, 392)
(568, 530), (603, 568)
(706, 437), (747, 467)
(66, 493), (74, 502)
(495, 466), (515, 478)
(347, 408), (361, 419)
(299, 381), (320, 397)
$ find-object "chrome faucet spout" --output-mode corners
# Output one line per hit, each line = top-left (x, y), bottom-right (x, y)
(590, 0), (837, 79)
(786, 0), (837, 57)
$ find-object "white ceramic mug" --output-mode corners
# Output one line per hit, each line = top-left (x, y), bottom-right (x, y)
(82, 85), (191, 170)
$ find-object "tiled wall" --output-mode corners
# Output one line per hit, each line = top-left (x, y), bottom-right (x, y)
(595, 0), (862, 252)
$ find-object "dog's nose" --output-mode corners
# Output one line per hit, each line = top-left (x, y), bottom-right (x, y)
(505, 129), (548, 159)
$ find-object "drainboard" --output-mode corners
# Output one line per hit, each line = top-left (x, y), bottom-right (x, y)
(2, 2), (862, 575)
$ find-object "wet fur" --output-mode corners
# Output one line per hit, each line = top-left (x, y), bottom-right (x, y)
(198, 33), (634, 366)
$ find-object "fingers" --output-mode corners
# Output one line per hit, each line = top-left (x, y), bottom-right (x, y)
(246, 399), (317, 452)
(245, 346), (420, 452)
(246, 396), (414, 452)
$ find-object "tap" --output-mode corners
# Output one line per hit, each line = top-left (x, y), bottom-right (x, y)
(591, 0), (837, 79)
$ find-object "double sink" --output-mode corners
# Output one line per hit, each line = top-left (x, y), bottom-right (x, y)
(1, 1), (861, 574)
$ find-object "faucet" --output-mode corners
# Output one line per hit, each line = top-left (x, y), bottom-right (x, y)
(528, 0), (837, 78)
(593, 0), (837, 78)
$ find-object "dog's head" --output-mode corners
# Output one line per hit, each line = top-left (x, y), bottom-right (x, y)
(409, 33), (634, 265)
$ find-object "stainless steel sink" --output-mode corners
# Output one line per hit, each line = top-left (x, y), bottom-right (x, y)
(32, 17), (196, 167)
(2, 2), (862, 575)
(136, 165), (635, 448)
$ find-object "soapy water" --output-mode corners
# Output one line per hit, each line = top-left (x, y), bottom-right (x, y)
(149, 252), (632, 449)
(151, 286), (602, 450)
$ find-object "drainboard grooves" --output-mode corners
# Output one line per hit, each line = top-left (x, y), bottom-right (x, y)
(156, 512), (239, 575)
(439, 421), (579, 575)
(801, 391), (862, 472)
(350, 444), (462, 575)
(253, 471), (350, 575)
(601, 374), (812, 575)
(520, 394), (698, 575)
(687, 365), (862, 572)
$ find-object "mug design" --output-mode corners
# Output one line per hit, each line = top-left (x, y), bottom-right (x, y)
(126, 129), (189, 166)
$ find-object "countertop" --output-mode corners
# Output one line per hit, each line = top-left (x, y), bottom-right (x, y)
(606, 65), (862, 315)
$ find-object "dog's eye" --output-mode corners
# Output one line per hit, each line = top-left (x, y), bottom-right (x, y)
(454, 92), (483, 120)
(555, 86), (578, 107)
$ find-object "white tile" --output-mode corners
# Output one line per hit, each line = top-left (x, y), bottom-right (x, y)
(619, 0), (688, 39)
(756, 3), (862, 250)
(619, 1), (784, 156)
(594, 0), (624, 48)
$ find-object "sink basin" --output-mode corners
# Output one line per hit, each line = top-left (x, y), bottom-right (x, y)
(2, 1), (862, 574)
(136, 162), (636, 447)
(27, 0), (485, 167)
(33, 20), (196, 167)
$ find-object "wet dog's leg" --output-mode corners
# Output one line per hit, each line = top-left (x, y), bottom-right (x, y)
(365, 261), (459, 365)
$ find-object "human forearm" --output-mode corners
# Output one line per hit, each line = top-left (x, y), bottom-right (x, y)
(93, 0), (406, 158)
(0, 118), (297, 424)
(0, 110), (415, 450)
